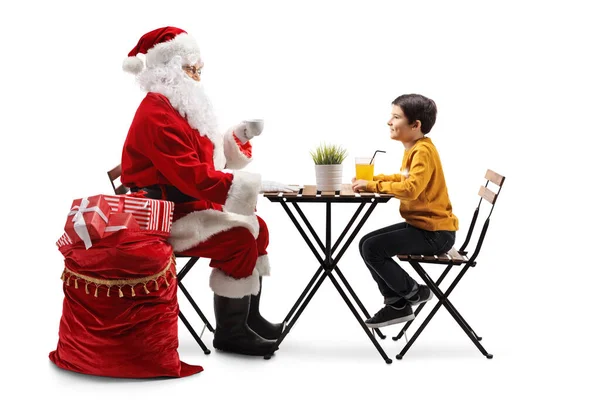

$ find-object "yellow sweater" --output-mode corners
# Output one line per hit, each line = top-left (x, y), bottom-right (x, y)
(366, 137), (459, 231)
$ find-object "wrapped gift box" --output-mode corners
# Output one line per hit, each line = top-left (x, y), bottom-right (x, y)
(103, 195), (174, 233)
(64, 195), (111, 249)
(104, 212), (141, 236)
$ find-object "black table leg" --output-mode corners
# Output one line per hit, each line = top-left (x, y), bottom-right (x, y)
(292, 200), (385, 339)
(329, 201), (386, 339)
(327, 270), (393, 364)
(282, 266), (325, 324)
(266, 198), (393, 363)
(333, 266), (385, 340)
(264, 270), (329, 359)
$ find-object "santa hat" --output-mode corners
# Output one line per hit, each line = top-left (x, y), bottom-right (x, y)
(122, 26), (202, 74)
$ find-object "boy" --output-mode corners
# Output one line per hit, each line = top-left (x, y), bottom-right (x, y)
(351, 94), (459, 328)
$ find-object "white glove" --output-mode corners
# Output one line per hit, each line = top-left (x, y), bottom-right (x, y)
(260, 180), (295, 193)
(230, 123), (248, 143)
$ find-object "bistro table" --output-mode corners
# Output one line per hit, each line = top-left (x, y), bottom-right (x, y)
(263, 184), (395, 363)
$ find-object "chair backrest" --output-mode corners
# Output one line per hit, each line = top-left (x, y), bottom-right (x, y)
(457, 169), (505, 265)
(107, 164), (130, 195)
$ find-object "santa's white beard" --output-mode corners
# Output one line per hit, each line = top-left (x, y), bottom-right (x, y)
(137, 64), (221, 143)
(137, 63), (227, 169)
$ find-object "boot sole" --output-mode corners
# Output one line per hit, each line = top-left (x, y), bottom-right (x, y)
(246, 324), (284, 341)
(213, 342), (276, 357)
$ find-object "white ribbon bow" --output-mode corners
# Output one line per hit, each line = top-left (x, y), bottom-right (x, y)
(67, 197), (109, 249)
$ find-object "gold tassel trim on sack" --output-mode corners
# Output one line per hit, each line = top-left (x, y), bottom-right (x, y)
(60, 254), (176, 299)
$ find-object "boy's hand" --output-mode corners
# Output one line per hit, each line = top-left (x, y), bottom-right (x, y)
(352, 179), (368, 192)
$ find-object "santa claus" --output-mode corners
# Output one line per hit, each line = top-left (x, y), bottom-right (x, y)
(121, 26), (293, 356)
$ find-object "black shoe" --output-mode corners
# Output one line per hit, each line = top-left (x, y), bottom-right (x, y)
(406, 285), (433, 306)
(365, 303), (414, 328)
(247, 277), (284, 340)
(213, 294), (277, 356)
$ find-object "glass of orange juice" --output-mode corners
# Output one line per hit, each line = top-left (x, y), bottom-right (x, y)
(355, 157), (375, 181)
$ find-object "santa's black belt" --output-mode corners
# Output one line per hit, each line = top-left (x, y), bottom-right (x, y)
(130, 184), (197, 204)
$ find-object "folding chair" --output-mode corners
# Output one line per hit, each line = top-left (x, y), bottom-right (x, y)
(392, 169), (505, 360)
(107, 164), (214, 355)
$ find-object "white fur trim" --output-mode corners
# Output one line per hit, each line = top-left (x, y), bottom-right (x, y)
(169, 209), (259, 252)
(223, 170), (261, 216)
(223, 131), (253, 170)
(209, 267), (260, 298)
(212, 134), (227, 170)
(255, 255), (271, 276)
(123, 56), (144, 74)
(146, 33), (202, 68)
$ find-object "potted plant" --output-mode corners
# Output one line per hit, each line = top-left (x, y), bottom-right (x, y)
(310, 143), (348, 191)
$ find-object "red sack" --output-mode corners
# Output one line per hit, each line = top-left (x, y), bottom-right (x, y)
(49, 229), (202, 378)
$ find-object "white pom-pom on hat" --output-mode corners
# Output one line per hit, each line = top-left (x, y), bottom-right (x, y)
(122, 56), (144, 74)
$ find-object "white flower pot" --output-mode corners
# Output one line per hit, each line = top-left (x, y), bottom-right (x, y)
(315, 164), (343, 191)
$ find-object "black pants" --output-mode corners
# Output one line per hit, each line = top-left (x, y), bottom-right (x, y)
(359, 222), (455, 305)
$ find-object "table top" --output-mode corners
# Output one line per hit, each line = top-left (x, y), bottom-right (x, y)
(263, 184), (394, 203)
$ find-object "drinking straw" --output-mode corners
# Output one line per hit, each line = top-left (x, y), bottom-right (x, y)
(369, 150), (386, 165)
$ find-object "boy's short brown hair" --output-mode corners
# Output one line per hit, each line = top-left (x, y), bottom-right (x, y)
(392, 94), (437, 134)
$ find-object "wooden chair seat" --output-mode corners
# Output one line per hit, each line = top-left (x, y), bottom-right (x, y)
(397, 247), (468, 265)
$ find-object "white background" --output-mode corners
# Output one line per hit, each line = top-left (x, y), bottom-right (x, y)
(1, 0), (598, 398)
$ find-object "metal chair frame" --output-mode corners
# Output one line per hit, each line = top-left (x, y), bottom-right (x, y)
(393, 169), (506, 360)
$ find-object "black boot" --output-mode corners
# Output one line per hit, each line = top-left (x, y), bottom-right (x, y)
(213, 294), (277, 356)
(247, 277), (284, 340)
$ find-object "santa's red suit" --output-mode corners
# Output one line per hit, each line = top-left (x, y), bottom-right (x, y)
(121, 92), (268, 298)
(120, 27), (283, 355)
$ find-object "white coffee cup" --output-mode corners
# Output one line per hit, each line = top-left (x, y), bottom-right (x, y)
(242, 119), (264, 142)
